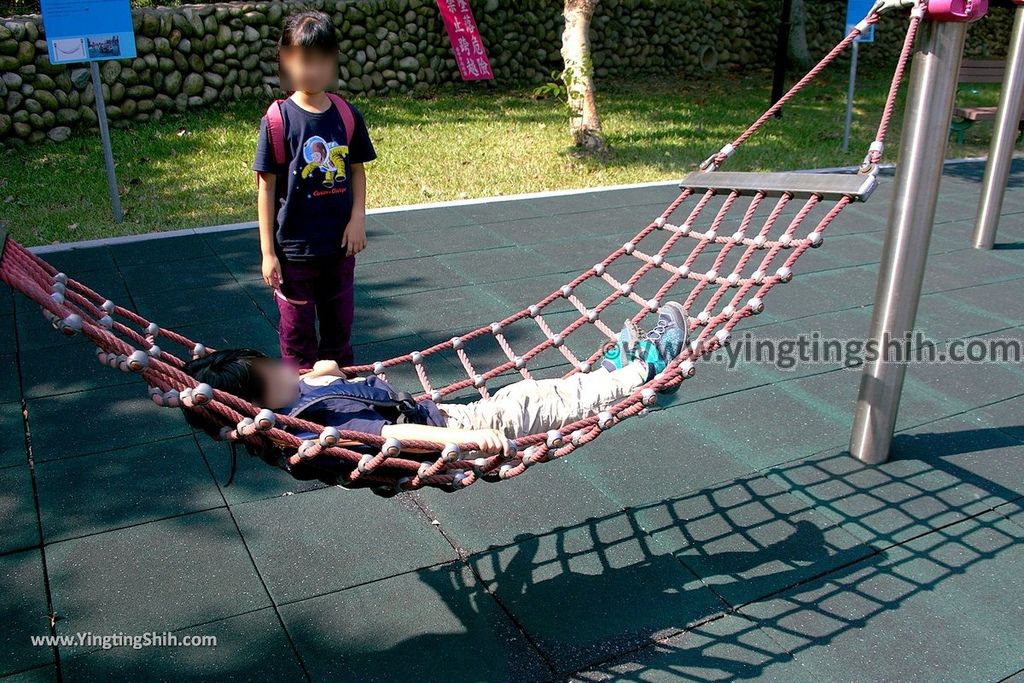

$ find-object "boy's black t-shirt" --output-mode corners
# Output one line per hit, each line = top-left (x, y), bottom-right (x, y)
(253, 98), (376, 261)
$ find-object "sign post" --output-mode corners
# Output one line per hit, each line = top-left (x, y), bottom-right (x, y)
(40, 0), (136, 223)
(843, 0), (877, 153)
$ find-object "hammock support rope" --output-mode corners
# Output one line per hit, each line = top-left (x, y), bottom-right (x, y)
(0, 2), (928, 494)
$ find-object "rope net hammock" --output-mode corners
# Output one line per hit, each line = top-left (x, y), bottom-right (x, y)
(0, 2), (925, 495)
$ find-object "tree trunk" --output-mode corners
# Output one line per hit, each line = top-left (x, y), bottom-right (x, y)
(788, 0), (813, 70)
(561, 0), (606, 153)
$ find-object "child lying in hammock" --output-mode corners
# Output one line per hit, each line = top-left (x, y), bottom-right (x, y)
(184, 303), (688, 461)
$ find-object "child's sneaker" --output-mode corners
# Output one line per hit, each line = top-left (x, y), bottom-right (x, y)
(633, 302), (690, 382)
(600, 319), (643, 372)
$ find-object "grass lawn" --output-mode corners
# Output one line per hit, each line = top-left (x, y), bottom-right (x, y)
(0, 71), (1001, 246)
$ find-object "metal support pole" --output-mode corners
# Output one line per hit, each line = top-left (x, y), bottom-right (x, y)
(850, 20), (968, 464)
(972, 2), (1024, 250)
(771, 0), (795, 116)
(843, 41), (861, 153)
(90, 62), (124, 224)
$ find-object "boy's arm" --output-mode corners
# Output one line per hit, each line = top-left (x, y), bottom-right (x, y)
(342, 162), (367, 257)
(380, 423), (512, 456)
(257, 172), (281, 288)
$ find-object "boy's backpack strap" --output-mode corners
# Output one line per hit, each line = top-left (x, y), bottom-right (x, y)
(326, 93), (356, 146)
(264, 99), (288, 167)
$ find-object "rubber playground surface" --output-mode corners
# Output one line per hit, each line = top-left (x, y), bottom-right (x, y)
(2, 159), (1024, 681)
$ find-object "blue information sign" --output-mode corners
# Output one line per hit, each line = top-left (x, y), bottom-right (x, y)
(40, 0), (137, 65)
(846, 0), (877, 43)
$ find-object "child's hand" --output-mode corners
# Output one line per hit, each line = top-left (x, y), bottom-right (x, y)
(342, 216), (367, 257)
(465, 429), (512, 456)
(303, 360), (344, 378)
(262, 253), (282, 288)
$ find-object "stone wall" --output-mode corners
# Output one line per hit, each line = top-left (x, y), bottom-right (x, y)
(0, 0), (1016, 146)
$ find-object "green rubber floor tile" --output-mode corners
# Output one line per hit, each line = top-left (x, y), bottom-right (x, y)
(375, 284), (511, 336)
(751, 265), (878, 327)
(485, 276), (605, 317)
(119, 254), (237, 298)
(454, 196), (548, 224)
(924, 248), (1024, 293)
(199, 229), (260, 278)
(47, 509), (270, 646)
(26, 384), (190, 462)
(569, 614), (812, 683)
(0, 313), (15, 349)
(888, 414), (1024, 507)
(233, 486), (457, 603)
(0, 465), (40, 555)
(973, 394), (1024, 442)
(61, 608), (306, 681)
(437, 246), (563, 287)
(567, 404), (756, 510)
(280, 563), (552, 683)
(372, 206), (472, 233)
(634, 473), (871, 608)
(35, 435), (223, 542)
(766, 442), (1015, 551)
(914, 290), (1017, 340)
(0, 354), (18, 403)
(0, 665), (58, 682)
(402, 223), (517, 256)
(172, 314), (280, 357)
(469, 513), (726, 674)
(781, 367), (962, 437)
(529, 189), (657, 216)
(195, 435), (328, 506)
(134, 280), (264, 329)
(237, 280), (278, 325)
(0, 404), (26, 468)
(358, 254), (470, 296)
(740, 513), (1024, 682)
(947, 281), (1024, 326)
(19, 343), (134, 400)
(15, 304), (96, 353)
(356, 230), (433, 265)
(677, 376), (852, 471)
(107, 234), (214, 267)
(905, 350), (1024, 410)
(0, 550), (52, 677)
(419, 457), (622, 555)
(38, 247), (116, 276)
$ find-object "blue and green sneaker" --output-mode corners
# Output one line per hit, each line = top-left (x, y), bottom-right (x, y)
(601, 319), (642, 372)
(632, 302), (690, 382)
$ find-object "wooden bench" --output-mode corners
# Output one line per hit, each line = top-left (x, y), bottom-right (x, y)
(950, 59), (1024, 143)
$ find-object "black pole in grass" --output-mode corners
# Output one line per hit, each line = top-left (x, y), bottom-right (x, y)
(772, 0), (795, 118)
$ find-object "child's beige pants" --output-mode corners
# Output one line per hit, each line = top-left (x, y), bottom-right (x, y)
(438, 365), (646, 438)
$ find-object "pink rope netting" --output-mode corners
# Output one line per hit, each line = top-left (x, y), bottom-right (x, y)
(0, 3), (923, 494)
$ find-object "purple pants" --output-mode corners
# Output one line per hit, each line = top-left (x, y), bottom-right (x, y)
(276, 254), (355, 370)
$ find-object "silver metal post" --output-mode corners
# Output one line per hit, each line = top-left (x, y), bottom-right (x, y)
(850, 20), (968, 464)
(972, 3), (1024, 250)
(843, 41), (860, 154)
(90, 61), (124, 224)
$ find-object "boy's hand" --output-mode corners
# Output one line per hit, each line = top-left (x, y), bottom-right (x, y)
(341, 216), (367, 257)
(466, 429), (511, 456)
(303, 360), (344, 378)
(262, 253), (282, 288)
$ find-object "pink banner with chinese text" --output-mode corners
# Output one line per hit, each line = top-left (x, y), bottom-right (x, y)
(436, 0), (494, 81)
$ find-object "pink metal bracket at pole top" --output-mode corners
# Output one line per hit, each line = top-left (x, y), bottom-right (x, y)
(925, 0), (988, 21)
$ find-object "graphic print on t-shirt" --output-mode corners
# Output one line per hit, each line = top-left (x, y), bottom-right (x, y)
(300, 135), (349, 189)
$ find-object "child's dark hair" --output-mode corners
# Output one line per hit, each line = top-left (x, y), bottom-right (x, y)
(279, 11), (339, 55)
(181, 348), (270, 439)
(184, 348), (270, 403)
